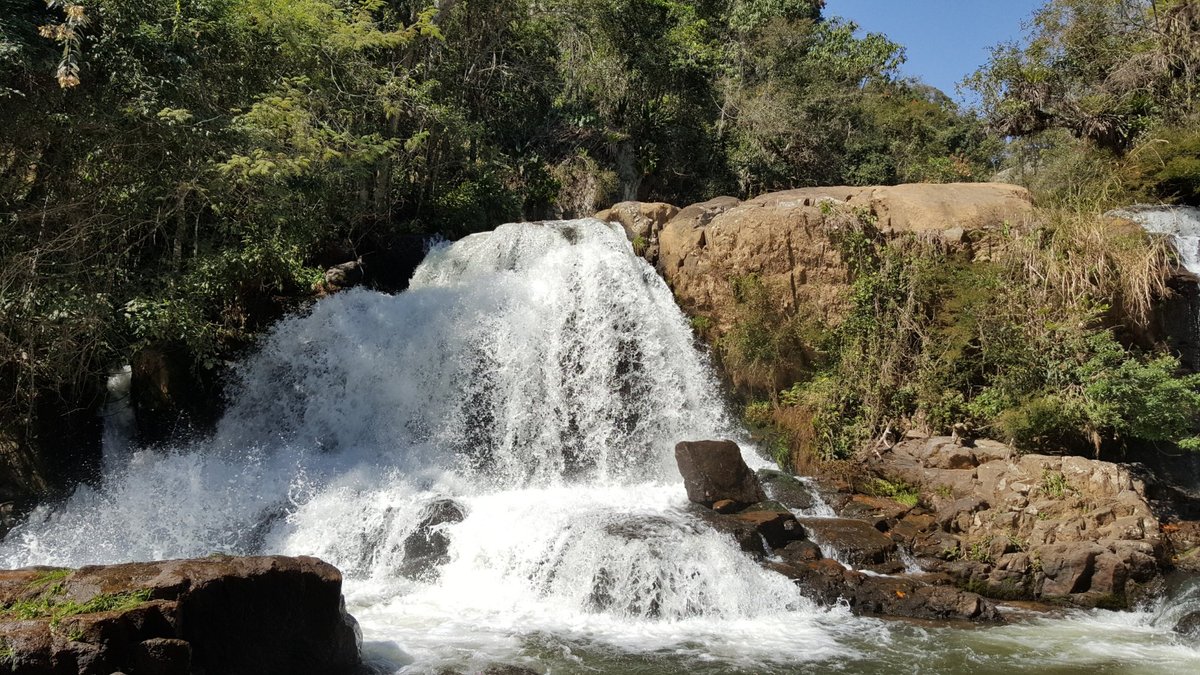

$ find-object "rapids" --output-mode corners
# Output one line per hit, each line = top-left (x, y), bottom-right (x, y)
(3, 219), (1199, 673)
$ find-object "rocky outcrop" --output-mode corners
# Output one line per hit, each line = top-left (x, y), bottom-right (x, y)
(0, 556), (361, 675)
(674, 440), (766, 507)
(679, 439), (1000, 622)
(595, 201), (679, 264)
(653, 183), (1035, 336)
(861, 436), (1165, 607)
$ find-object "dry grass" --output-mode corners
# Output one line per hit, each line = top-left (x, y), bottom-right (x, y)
(997, 206), (1173, 327)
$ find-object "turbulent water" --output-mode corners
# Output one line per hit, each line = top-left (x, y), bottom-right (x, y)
(4, 219), (1200, 673)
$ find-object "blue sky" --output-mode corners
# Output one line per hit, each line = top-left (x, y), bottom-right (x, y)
(824, 0), (1047, 105)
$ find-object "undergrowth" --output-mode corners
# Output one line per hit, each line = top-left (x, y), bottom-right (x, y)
(716, 202), (1200, 468)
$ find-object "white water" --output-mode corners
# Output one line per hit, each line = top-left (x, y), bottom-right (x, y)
(3, 219), (1200, 673)
(1110, 205), (1200, 275)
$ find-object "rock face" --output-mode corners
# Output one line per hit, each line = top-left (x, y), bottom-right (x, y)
(653, 183), (1034, 341)
(595, 201), (679, 264)
(0, 556), (361, 675)
(866, 436), (1164, 606)
(674, 440), (766, 507)
(679, 439), (999, 622)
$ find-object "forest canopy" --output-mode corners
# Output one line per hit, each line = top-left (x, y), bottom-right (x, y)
(0, 0), (995, 442)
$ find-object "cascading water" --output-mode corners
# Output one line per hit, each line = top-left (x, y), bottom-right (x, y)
(4, 218), (1200, 674)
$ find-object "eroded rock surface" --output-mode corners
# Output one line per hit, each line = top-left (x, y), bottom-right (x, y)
(0, 555), (360, 675)
(653, 183), (1035, 358)
(679, 439), (1000, 623)
(864, 436), (1166, 606)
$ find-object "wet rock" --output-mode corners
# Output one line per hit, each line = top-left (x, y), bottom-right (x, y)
(777, 539), (823, 564)
(712, 499), (738, 514)
(797, 517), (898, 567)
(324, 260), (365, 289)
(768, 558), (1001, 622)
(757, 469), (819, 512)
(674, 440), (765, 507)
(728, 508), (805, 550)
(1175, 610), (1200, 637)
(0, 556), (361, 675)
(691, 503), (804, 554)
(399, 499), (467, 580)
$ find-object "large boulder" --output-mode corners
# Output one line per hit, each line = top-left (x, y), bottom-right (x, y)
(656, 183), (1035, 343)
(0, 556), (360, 675)
(674, 440), (766, 507)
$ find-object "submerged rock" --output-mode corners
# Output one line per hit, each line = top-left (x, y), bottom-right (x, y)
(674, 440), (766, 507)
(0, 555), (361, 675)
(399, 498), (467, 580)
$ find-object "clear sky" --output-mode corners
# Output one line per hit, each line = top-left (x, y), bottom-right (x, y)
(823, 0), (1047, 105)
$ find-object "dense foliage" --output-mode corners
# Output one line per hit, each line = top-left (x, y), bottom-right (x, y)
(968, 0), (1200, 207)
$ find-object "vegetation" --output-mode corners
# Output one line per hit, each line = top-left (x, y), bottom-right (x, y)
(0, 0), (998, 465)
(713, 2), (1200, 470)
(967, 0), (1200, 208)
(0, 571), (150, 627)
(733, 202), (1200, 466)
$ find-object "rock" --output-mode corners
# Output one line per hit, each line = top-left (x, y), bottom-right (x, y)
(757, 469), (819, 512)
(132, 638), (192, 675)
(399, 498), (467, 580)
(1175, 610), (1200, 637)
(656, 184), (1034, 352)
(0, 556), (360, 675)
(1038, 543), (1104, 597)
(674, 440), (766, 507)
(324, 260), (365, 289)
(728, 508), (805, 550)
(797, 517), (898, 567)
(777, 539), (823, 564)
(768, 558), (1001, 622)
(595, 201), (679, 263)
(711, 499), (738, 513)
(864, 435), (1166, 605)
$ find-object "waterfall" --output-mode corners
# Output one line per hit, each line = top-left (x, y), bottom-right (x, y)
(6, 217), (1200, 673)
(0, 219), (860, 671)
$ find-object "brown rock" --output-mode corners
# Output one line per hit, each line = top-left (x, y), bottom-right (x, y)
(728, 509), (804, 549)
(656, 183), (1034, 350)
(711, 499), (738, 514)
(796, 517), (897, 567)
(674, 440), (766, 507)
(0, 556), (360, 675)
(132, 638), (191, 675)
(1038, 543), (1105, 596)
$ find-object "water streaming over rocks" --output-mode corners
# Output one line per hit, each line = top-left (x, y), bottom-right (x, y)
(3, 219), (1200, 673)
